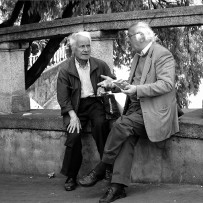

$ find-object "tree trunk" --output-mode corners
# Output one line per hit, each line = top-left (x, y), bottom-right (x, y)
(25, 0), (79, 89)
(0, 0), (24, 28)
(25, 38), (63, 89)
(20, 0), (41, 77)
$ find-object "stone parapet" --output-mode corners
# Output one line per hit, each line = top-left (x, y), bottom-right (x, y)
(0, 109), (99, 177)
(0, 109), (203, 184)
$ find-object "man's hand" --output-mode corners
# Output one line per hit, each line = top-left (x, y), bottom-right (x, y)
(97, 75), (115, 89)
(112, 79), (129, 90)
(122, 84), (137, 96)
(67, 110), (81, 133)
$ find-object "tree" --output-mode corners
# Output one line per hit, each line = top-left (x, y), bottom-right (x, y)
(0, 0), (202, 107)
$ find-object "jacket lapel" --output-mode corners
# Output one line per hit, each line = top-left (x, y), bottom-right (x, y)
(67, 57), (80, 78)
(89, 57), (99, 74)
(89, 57), (99, 95)
(140, 43), (154, 85)
(128, 54), (139, 84)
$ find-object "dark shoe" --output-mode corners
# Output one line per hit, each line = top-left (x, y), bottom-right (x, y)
(64, 177), (77, 191)
(78, 170), (104, 187)
(99, 184), (126, 203)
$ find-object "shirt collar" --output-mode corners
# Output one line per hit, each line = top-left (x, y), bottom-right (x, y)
(138, 41), (153, 57)
(75, 58), (90, 69)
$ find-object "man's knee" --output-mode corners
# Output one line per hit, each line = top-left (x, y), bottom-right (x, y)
(93, 117), (108, 128)
(64, 132), (81, 147)
(112, 117), (125, 129)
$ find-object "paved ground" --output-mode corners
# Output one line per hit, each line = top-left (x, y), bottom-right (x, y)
(0, 174), (203, 203)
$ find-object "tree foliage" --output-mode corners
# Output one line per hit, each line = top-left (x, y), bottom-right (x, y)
(113, 0), (203, 108)
(0, 0), (203, 107)
(154, 26), (203, 107)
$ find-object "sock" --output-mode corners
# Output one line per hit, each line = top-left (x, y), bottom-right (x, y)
(111, 183), (124, 190)
(106, 164), (113, 172)
(94, 161), (112, 176)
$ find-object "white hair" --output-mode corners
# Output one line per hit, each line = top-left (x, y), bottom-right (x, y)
(69, 31), (91, 51)
(129, 21), (157, 42)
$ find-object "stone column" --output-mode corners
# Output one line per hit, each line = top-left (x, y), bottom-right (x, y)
(0, 42), (30, 113)
(91, 31), (118, 72)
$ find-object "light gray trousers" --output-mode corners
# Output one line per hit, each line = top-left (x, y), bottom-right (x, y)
(102, 105), (147, 186)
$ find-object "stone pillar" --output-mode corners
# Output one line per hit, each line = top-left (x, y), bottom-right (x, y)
(91, 31), (118, 72)
(0, 42), (30, 113)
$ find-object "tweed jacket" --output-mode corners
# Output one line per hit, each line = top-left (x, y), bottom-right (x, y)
(123, 42), (179, 142)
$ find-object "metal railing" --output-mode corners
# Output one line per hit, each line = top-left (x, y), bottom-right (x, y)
(28, 44), (67, 68)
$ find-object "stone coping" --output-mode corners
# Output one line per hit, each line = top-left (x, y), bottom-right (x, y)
(0, 109), (64, 131)
(0, 6), (202, 42)
(0, 108), (202, 139)
(179, 108), (203, 125)
(178, 109), (203, 140)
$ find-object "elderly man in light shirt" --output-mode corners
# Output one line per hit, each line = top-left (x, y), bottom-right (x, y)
(57, 31), (115, 191)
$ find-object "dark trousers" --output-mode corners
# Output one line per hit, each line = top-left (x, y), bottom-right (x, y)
(61, 97), (110, 179)
(102, 103), (147, 186)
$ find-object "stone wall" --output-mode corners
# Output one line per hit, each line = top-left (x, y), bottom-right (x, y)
(0, 109), (203, 184)
(131, 134), (203, 184)
(27, 62), (63, 107)
(0, 128), (99, 177)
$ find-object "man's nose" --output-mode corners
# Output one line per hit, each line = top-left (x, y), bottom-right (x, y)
(84, 46), (89, 51)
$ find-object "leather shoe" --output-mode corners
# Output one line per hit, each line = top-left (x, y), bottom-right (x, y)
(78, 170), (104, 187)
(99, 185), (126, 203)
(64, 177), (77, 191)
